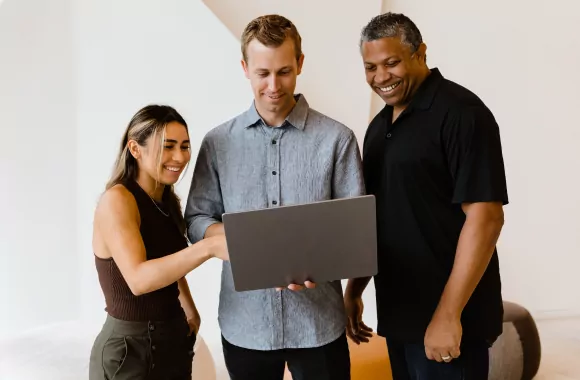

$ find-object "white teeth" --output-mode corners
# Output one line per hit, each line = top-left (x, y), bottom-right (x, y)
(165, 166), (180, 172)
(379, 82), (400, 92)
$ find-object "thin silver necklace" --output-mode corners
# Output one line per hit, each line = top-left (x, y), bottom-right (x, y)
(147, 194), (169, 217)
(140, 185), (170, 217)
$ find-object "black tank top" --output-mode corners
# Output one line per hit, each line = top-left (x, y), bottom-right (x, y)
(95, 179), (187, 321)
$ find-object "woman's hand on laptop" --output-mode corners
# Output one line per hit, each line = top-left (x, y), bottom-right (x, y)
(276, 281), (316, 291)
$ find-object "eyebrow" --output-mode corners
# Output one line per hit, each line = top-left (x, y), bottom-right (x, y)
(164, 139), (190, 144)
(255, 66), (292, 73)
(365, 56), (400, 65)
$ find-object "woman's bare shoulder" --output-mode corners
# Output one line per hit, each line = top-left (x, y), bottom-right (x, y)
(95, 184), (139, 223)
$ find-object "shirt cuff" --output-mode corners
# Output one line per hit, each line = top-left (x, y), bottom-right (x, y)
(187, 217), (220, 243)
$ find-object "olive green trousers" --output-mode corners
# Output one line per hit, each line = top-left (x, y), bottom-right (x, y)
(89, 314), (196, 380)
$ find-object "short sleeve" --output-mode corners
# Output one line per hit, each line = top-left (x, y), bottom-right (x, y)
(332, 130), (366, 199)
(184, 133), (224, 243)
(442, 105), (509, 205)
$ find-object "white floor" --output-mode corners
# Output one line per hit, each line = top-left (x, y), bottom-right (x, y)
(534, 317), (580, 379)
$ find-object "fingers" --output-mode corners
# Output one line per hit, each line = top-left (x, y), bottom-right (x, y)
(425, 346), (437, 362)
(357, 327), (373, 340)
(275, 284), (304, 291)
(288, 281), (316, 290)
(450, 346), (461, 359)
(354, 331), (372, 343)
(346, 320), (360, 344)
(287, 283), (305, 291)
(304, 281), (316, 289)
(276, 281), (316, 291)
(354, 320), (373, 342)
(425, 347), (447, 363)
(346, 318), (373, 345)
(359, 321), (373, 332)
(425, 346), (460, 363)
(440, 353), (452, 363)
(347, 319), (364, 345)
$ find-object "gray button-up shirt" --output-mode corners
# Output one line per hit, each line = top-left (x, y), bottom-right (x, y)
(184, 94), (365, 350)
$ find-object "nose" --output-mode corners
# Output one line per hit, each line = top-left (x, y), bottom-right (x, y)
(267, 74), (281, 92)
(374, 66), (392, 85)
(172, 148), (187, 163)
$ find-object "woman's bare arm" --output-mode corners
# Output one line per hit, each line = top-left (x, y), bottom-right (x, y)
(95, 185), (223, 296)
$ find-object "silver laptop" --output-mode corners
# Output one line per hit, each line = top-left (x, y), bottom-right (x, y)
(222, 195), (378, 292)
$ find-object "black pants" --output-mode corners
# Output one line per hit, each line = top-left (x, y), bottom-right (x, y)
(387, 339), (490, 380)
(222, 333), (351, 380)
(89, 314), (196, 380)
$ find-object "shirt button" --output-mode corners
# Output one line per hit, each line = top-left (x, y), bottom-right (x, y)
(149, 324), (155, 331)
(272, 200), (278, 205)
(386, 133), (392, 138)
(272, 140), (277, 145)
(272, 171), (277, 175)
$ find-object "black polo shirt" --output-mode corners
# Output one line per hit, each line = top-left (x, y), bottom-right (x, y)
(363, 68), (509, 344)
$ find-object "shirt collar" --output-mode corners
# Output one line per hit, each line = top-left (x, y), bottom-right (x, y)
(242, 94), (309, 131)
(378, 67), (444, 119)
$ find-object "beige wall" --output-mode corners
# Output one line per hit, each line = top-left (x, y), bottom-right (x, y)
(0, 0), (78, 339)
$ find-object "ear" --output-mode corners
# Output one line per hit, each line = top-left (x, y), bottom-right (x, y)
(416, 42), (427, 62)
(127, 140), (141, 159)
(241, 59), (250, 79)
(296, 53), (305, 75)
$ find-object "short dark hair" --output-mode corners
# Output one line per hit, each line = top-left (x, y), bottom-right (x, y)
(360, 12), (423, 53)
(241, 14), (302, 62)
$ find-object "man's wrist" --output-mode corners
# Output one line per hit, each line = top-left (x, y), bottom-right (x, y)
(345, 277), (370, 299)
(434, 298), (463, 321)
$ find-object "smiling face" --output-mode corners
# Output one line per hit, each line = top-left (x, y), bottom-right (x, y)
(242, 37), (304, 123)
(129, 121), (191, 187)
(361, 35), (429, 109)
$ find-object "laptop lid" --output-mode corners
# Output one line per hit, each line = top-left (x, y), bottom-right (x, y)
(222, 195), (378, 292)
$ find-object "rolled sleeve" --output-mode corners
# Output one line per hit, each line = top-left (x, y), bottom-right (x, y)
(332, 130), (366, 199)
(184, 134), (224, 243)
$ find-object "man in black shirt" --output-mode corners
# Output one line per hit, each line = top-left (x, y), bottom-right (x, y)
(344, 12), (509, 380)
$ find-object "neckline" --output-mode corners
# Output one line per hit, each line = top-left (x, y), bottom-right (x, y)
(130, 179), (170, 217)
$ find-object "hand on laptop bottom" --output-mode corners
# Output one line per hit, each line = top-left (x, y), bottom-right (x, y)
(276, 281), (316, 291)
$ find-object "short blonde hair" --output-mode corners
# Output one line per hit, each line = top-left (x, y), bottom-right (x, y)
(241, 14), (302, 62)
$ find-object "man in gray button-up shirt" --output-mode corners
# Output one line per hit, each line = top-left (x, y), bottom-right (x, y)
(184, 14), (364, 380)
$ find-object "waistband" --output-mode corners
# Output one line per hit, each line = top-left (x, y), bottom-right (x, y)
(104, 313), (188, 337)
